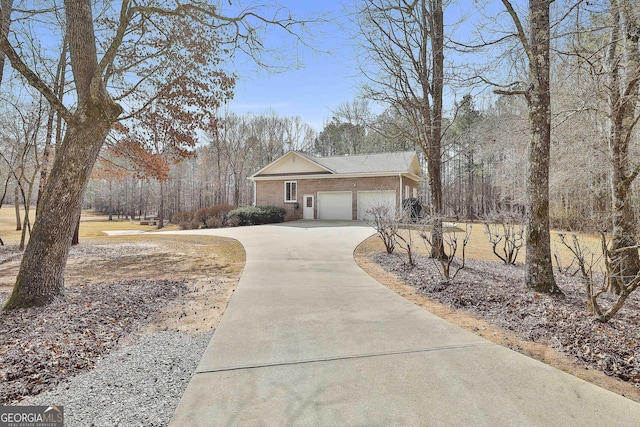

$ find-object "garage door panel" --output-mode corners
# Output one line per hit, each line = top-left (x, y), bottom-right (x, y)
(318, 191), (352, 220)
(358, 191), (396, 221)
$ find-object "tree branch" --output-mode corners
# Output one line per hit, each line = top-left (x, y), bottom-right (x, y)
(501, 0), (532, 64)
(95, 0), (132, 87)
(0, 36), (71, 122)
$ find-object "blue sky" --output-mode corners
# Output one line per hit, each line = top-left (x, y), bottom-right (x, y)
(228, 0), (504, 131)
(225, 0), (361, 132)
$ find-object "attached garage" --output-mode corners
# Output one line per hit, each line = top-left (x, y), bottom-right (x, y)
(357, 190), (397, 221)
(249, 151), (423, 221)
(318, 191), (353, 220)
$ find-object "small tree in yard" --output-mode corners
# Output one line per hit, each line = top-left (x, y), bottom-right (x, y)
(365, 204), (416, 266)
(420, 219), (472, 281)
(483, 211), (525, 265)
(394, 225), (417, 267)
(559, 233), (639, 323)
(365, 204), (397, 254)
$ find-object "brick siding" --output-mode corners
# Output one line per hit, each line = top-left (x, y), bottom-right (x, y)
(254, 176), (419, 220)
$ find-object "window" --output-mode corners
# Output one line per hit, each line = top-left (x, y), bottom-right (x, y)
(285, 181), (297, 202)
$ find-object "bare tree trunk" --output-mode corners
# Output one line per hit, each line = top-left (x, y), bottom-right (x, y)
(5, 105), (118, 308)
(13, 185), (21, 231)
(523, 0), (560, 293)
(466, 151), (475, 218)
(499, 0), (559, 293)
(606, 0), (640, 294)
(71, 213), (80, 246)
(0, 0), (13, 88)
(427, 0), (445, 258)
(157, 180), (165, 229)
(108, 180), (113, 220)
(37, 40), (66, 217)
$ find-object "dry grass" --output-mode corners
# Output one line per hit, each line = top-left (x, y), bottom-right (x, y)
(0, 205), (179, 245)
(364, 222), (603, 268)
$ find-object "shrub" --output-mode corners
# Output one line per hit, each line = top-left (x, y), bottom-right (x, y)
(172, 211), (198, 230)
(172, 204), (236, 230)
(195, 204), (234, 228)
(227, 206), (286, 226)
(205, 217), (223, 229)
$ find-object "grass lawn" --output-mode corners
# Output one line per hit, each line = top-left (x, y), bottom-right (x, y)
(361, 221), (604, 270)
(0, 205), (179, 245)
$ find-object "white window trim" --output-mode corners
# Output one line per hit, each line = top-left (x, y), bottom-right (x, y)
(284, 181), (297, 203)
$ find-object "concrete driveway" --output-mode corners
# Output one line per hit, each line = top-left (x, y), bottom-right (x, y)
(166, 221), (640, 426)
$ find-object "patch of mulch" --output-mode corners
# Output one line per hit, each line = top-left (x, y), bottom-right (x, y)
(372, 252), (640, 388)
(0, 279), (187, 405)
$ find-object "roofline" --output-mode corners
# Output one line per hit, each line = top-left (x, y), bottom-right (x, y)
(248, 172), (423, 182)
(248, 151), (335, 179)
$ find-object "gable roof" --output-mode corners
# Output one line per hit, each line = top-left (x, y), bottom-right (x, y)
(307, 151), (419, 175)
(249, 150), (422, 181)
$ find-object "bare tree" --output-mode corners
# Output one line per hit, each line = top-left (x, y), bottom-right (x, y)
(483, 210), (525, 265)
(354, 0), (446, 258)
(0, 98), (47, 248)
(494, 0), (561, 294)
(602, 0), (640, 294)
(365, 204), (398, 254)
(420, 221), (471, 281)
(562, 0), (640, 294)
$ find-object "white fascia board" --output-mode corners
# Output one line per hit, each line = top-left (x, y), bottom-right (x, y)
(248, 151), (334, 179)
(250, 172), (423, 181)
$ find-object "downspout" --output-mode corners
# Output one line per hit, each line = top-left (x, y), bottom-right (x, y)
(399, 173), (403, 214)
(252, 180), (256, 206)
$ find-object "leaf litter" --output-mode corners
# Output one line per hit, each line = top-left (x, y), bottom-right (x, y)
(0, 279), (186, 405)
(372, 252), (640, 389)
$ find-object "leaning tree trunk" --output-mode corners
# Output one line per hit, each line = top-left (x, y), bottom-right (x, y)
(0, 0), (13, 88)
(523, 0), (561, 294)
(610, 168), (640, 294)
(3, 96), (120, 309)
(3, 0), (123, 309)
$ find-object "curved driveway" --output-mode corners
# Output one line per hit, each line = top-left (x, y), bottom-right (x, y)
(167, 221), (640, 426)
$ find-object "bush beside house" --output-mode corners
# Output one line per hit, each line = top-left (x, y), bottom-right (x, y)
(172, 205), (286, 230)
(227, 206), (286, 226)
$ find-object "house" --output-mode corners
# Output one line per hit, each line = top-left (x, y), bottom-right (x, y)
(248, 151), (423, 221)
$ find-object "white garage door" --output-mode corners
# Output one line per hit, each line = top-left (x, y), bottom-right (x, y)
(317, 191), (353, 220)
(357, 190), (397, 221)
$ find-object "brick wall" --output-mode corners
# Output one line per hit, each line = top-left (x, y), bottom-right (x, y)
(254, 175), (420, 220)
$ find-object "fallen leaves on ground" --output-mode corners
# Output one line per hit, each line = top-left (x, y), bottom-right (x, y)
(0, 279), (186, 404)
(372, 252), (640, 388)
